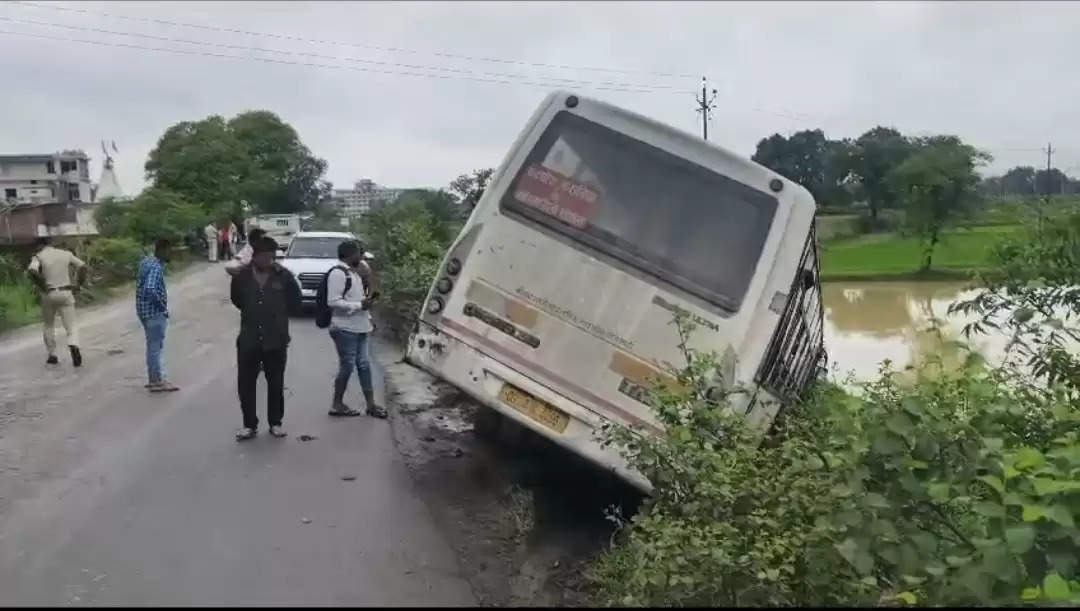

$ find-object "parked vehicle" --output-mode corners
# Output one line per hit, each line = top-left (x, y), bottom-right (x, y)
(405, 91), (825, 491)
(277, 231), (373, 304)
(246, 214), (301, 253)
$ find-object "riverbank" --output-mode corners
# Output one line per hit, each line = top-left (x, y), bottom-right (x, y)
(819, 225), (1017, 282)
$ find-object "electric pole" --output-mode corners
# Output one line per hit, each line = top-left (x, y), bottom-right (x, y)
(695, 76), (718, 141)
(1041, 142), (1055, 227)
(1045, 142), (1055, 195)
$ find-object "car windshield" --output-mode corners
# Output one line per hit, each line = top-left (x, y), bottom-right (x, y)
(286, 237), (347, 258)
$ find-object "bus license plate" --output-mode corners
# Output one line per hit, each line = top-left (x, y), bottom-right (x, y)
(497, 384), (570, 433)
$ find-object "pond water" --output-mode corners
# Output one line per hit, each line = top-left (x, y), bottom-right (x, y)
(822, 281), (1009, 381)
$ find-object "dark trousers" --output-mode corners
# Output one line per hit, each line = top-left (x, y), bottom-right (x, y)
(237, 346), (287, 429)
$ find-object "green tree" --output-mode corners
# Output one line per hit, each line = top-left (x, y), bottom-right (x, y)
(226, 110), (331, 213)
(144, 116), (250, 211)
(850, 127), (915, 219)
(144, 111), (329, 216)
(890, 135), (990, 270)
(96, 188), (209, 246)
(449, 167), (494, 210)
(1000, 166), (1037, 196)
(752, 131), (855, 207)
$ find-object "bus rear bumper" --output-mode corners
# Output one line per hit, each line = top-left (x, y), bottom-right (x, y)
(406, 327), (653, 493)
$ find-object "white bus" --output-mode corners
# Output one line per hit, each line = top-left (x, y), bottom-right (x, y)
(405, 91), (825, 491)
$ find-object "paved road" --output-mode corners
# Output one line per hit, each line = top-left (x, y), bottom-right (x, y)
(0, 263), (475, 606)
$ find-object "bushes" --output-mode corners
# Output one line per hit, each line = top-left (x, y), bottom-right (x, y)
(85, 237), (144, 287)
(0, 253), (39, 331)
(589, 314), (1080, 607)
(96, 188), (208, 246)
(357, 191), (463, 342)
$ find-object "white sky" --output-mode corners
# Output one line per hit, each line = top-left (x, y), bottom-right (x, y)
(1, 1), (1076, 196)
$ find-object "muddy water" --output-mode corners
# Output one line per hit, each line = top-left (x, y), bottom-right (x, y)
(822, 281), (1010, 381)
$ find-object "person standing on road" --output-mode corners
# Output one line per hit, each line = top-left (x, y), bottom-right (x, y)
(26, 237), (87, 367)
(203, 222), (219, 262)
(224, 228), (266, 277)
(327, 240), (386, 419)
(136, 239), (180, 393)
(218, 224), (230, 261)
(230, 237), (303, 441)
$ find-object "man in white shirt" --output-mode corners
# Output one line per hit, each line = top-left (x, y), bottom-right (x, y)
(203, 223), (219, 262)
(326, 240), (385, 418)
(26, 237), (87, 367)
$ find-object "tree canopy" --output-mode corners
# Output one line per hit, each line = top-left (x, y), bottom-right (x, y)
(144, 110), (330, 218)
(890, 135), (991, 269)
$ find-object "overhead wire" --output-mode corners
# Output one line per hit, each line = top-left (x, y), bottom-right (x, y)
(7, 0), (699, 79)
(0, 28), (691, 95)
(0, 6), (1057, 160)
(0, 14), (690, 92)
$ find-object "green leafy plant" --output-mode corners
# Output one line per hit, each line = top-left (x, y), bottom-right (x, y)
(588, 312), (1080, 607)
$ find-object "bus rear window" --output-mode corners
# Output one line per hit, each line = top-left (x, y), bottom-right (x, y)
(500, 111), (778, 311)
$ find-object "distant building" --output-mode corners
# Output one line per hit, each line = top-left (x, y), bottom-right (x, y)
(332, 179), (404, 218)
(0, 151), (100, 245)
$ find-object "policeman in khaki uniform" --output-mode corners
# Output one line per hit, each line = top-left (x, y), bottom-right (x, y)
(26, 237), (87, 367)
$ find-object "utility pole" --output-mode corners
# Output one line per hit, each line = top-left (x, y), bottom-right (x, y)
(695, 76), (718, 141)
(1041, 142), (1055, 227)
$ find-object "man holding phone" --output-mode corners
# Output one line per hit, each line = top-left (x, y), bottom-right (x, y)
(327, 239), (386, 419)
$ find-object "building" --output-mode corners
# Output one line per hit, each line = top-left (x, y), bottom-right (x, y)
(332, 179), (404, 218)
(0, 151), (100, 245)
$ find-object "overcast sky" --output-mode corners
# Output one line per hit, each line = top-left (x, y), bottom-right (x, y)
(1, 1), (1076, 196)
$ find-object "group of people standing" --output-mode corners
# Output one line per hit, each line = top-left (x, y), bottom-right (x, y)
(202, 221), (240, 263)
(28, 230), (383, 443)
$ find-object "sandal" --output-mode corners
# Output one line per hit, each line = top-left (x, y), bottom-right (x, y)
(366, 406), (388, 420)
(328, 407), (362, 417)
(149, 381), (180, 393)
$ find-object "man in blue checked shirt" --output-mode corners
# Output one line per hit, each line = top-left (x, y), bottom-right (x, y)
(136, 239), (179, 393)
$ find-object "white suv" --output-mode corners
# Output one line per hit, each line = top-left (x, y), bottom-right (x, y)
(277, 231), (372, 304)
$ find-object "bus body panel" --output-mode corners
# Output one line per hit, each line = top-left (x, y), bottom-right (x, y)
(407, 91), (819, 489)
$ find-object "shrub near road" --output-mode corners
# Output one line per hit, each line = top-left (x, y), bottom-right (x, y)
(589, 313), (1080, 607)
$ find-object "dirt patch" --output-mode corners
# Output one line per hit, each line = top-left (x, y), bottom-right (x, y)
(374, 335), (642, 607)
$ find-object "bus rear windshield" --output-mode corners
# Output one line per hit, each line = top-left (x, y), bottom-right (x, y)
(500, 111), (778, 312)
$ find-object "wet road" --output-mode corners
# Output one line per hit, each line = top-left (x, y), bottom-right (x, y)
(0, 263), (475, 606)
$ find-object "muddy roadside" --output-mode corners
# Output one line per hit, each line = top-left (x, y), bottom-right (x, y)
(372, 333), (644, 607)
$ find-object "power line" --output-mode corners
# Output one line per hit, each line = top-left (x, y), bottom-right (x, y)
(0, 14), (686, 92)
(0, 14), (688, 92)
(8, 0), (698, 79)
(0, 28), (687, 95)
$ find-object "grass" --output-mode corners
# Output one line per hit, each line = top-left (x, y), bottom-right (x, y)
(0, 249), (198, 334)
(820, 225), (1019, 281)
(0, 282), (40, 332)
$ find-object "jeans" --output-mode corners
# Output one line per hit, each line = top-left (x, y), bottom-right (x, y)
(329, 328), (373, 396)
(141, 314), (168, 384)
(237, 346), (287, 429)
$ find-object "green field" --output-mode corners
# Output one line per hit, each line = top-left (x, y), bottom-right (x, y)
(820, 225), (1019, 281)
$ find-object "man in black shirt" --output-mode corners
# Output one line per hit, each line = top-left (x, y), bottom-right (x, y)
(230, 237), (303, 441)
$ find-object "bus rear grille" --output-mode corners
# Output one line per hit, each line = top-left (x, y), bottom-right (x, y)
(754, 222), (826, 403)
(298, 273), (323, 291)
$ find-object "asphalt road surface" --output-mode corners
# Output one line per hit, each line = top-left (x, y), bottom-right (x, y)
(0, 263), (476, 606)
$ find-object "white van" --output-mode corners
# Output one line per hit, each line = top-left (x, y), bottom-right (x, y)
(406, 91), (825, 491)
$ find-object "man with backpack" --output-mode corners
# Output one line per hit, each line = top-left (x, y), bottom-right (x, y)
(316, 239), (385, 419)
